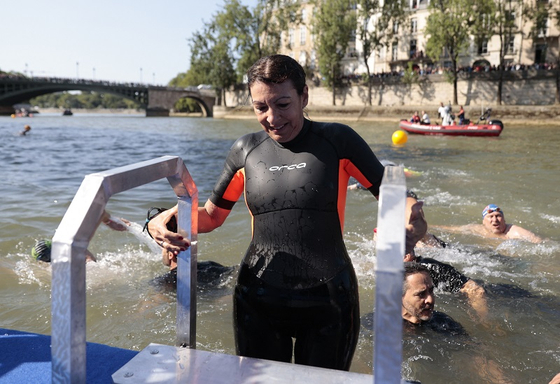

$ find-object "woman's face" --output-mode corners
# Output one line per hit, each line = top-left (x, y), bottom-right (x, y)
(250, 80), (308, 143)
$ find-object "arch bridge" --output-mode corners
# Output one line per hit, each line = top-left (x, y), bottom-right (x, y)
(0, 76), (216, 117)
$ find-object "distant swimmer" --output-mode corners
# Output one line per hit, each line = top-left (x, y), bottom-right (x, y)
(437, 204), (543, 244)
(19, 125), (31, 136)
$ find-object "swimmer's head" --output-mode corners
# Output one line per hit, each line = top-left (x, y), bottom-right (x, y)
(24, 125), (31, 131)
(482, 204), (503, 219)
(32, 239), (52, 262)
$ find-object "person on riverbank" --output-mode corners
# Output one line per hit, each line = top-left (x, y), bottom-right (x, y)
(436, 204), (543, 243)
(147, 54), (385, 370)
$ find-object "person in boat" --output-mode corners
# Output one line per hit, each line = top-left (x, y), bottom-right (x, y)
(442, 102), (454, 126)
(436, 204), (543, 244)
(437, 102), (446, 124)
(374, 191), (488, 320)
(410, 110), (421, 123)
(146, 54), (385, 370)
(420, 110), (430, 125)
(19, 125), (31, 136)
(458, 105), (465, 125)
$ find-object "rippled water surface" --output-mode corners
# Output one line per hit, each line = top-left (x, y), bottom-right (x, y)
(1, 113), (559, 383)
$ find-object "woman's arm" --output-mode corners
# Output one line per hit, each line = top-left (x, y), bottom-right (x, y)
(147, 200), (231, 255)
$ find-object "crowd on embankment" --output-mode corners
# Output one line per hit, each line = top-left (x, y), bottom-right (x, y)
(214, 104), (560, 126)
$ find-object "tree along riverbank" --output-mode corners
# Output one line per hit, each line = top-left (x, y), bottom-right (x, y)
(214, 105), (560, 126)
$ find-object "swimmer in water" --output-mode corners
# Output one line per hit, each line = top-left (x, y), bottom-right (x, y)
(437, 204), (543, 244)
(19, 125), (31, 136)
(145, 207), (236, 290)
(374, 191), (488, 320)
(32, 211), (129, 263)
(147, 54), (385, 370)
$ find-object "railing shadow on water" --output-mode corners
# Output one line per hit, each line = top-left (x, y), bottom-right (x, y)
(50, 157), (408, 384)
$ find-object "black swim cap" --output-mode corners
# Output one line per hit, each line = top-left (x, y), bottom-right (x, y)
(32, 240), (52, 262)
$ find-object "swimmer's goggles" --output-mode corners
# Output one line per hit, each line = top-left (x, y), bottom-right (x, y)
(482, 204), (503, 219)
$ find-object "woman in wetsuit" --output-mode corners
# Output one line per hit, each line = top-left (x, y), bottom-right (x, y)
(148, 55), (385, 370)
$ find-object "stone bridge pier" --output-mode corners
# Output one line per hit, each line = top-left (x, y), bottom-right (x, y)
(147, 87), (216, 117)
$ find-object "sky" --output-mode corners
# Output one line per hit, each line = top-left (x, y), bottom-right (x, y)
(1, 0), (257, 85)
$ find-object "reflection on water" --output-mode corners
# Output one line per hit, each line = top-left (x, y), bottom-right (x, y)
(1, 114), (559, 383)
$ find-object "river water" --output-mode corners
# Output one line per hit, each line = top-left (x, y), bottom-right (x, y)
(1, 113), (559, 383)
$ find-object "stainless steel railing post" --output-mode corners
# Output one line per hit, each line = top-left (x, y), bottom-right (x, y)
(51, 156), (198, 383)
(374, 166), (406, 384)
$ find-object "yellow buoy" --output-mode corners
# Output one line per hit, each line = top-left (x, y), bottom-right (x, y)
(11, 114), (16, 118)
(392, 130), (408, 145)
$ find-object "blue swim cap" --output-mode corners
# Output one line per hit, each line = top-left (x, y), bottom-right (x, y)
(482, 204), (503, 219)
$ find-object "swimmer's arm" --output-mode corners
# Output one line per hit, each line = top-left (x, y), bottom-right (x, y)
(549, 372), (560, 384)
(100, 210), (130, 231)
(460, 279), (488, 320)
(508, 225), (543, 243)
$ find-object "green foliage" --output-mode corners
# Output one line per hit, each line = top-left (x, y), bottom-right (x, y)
(312, 0), (357, 103)
(356, 0), (407, 104)
(30, 91), (139, 109)
(401, 62), (419, 85)
(424, 0), (494, 103)
(174, 98), (202, 113)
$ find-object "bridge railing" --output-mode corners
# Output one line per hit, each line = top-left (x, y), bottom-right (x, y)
(51, 156), (198, 383)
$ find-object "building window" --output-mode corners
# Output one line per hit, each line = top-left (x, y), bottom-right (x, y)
(289, 28), (294, 46)
(478, 39), (488, 55)
(411, 18), (417, 33)
(506, 36), (515, 55)
(301, 8), (307, 22)
(392, 42), (398, 61)
(538, 17), (548, 37)
(410, 39), (417, 58)
(300, 26), (306, 45)
(393, 21), (399, 34)
(299, 51), (307, 65)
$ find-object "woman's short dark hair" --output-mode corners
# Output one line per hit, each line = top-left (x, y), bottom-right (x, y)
(247, 55), (307, 96)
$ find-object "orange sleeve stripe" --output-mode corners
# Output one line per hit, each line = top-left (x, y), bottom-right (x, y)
(346, 161), (373, 189)
(337, 159), (351, 233)
(222, 168), (245, 202)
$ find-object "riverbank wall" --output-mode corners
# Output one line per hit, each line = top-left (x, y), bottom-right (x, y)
(221, 70), (560, 125)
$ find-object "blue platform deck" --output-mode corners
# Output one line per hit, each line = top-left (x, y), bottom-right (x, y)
(0, 328), (138, 384)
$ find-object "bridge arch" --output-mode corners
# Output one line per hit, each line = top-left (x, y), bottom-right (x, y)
(0, 77), (216, 117)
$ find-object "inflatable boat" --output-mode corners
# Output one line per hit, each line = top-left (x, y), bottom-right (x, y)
(399, 119), (504, 137)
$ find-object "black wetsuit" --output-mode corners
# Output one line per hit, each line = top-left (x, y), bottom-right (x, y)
(416, 256), (469, 293)
(209, 119), (384, 370)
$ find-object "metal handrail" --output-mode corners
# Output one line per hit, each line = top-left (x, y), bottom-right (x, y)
(375, 166), (406, 384)
(51, 156), (198, 384)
